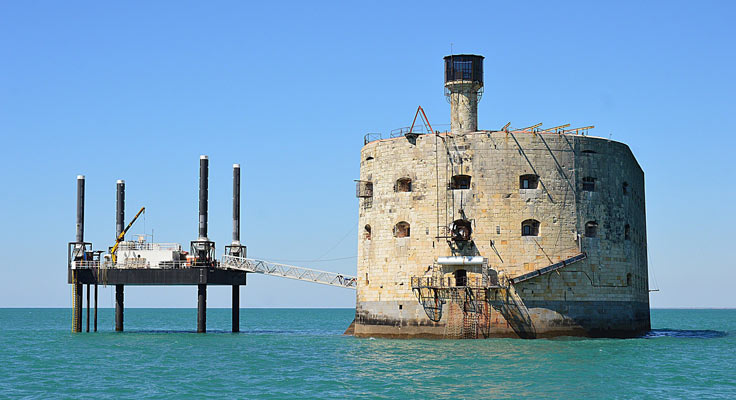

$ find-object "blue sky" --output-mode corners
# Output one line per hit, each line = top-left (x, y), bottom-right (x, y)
(1, 1), (734, 308)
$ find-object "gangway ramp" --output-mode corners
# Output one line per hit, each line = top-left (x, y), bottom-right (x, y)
(220, 255), (357, 289)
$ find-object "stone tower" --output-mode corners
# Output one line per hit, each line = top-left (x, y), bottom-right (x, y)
(444, 54), (484, 133)
(352, 55), (651, 339)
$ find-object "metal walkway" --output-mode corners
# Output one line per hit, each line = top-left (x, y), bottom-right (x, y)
(510, 253), (587, 284)
(220, 255), (357, 289)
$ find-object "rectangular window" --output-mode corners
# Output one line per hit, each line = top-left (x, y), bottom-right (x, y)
(582, 177), (596, 192)
(523, 179), (529, 189)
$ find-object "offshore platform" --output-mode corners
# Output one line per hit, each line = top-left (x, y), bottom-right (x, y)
(68, 157), (356, 333)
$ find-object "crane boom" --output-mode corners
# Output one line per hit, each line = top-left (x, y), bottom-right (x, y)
(111, 206), (145, 263)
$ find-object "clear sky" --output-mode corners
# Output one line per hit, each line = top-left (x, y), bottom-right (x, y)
(1, 1), (734, 309)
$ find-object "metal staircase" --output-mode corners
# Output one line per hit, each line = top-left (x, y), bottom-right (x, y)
(510, 253), (587, 284)
(220, 255), (357, 289)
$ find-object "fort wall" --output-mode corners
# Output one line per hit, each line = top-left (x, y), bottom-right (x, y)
(354, 130), (650, 338)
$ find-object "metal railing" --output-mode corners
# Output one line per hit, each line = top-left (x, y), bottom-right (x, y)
(364, 132), (382, 145)
(71, 260), (101, 269)
(510, 253), (587, 284)
(411, 275), (501, 290)
(364, 125), (452, 145)
(106, 259), (192, 269)
(72, 259), (194, 269)
(116, 242), (182, 251)
(221, 255), (357, 289)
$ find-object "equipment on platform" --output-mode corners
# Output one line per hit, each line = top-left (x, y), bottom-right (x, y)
(111, 206), (145, 263)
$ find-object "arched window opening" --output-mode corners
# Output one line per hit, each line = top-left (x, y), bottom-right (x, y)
(585, 221), (598, 238)
(355, 180), (373, 198)
(625, 224), (630, 241)
(364, 224), (372, 240)
(582, 177), (596, 192)
(622, 182), (629, 195)
(581, 149), (597, 154)
(626, 273), (632, 287)
(365, 156), (374, 161)
(394, 221), (410, 238)
(520, 174), (539, 189)
(451, 219), (472, 241)
(450, 174), (471, 190)
(395, 177), (412, 192)
(454, 269), (467, 287)
(521, 219), (540, 236)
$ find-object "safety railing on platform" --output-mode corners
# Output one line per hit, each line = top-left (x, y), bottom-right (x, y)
(364, 125), (452, 145)
(116, 242), (182, 251)
(411, 275), (501, 290)
(221, 255), (357, 289)
(72, 259), (193, 269)
(102, 260), (192, 269)
(71, 260), (101, 269)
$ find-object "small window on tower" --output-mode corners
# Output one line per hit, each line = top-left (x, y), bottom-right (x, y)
(622, 182), (629, 195)
(521, 219), (540, 236)
(364, 224), (372, 240)
(520, 174), (539, 189)
(585, 221), (598, 238)
(395, 177), (412, 192)
(394, 221), (410, 238)
(625, 224), (630, 241)
(450, 175), (471, 190)
(582, 177), (596, 192)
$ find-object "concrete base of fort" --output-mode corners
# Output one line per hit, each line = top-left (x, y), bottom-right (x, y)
(353, 300), (651, 339)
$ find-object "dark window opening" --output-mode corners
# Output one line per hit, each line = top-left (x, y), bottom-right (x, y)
(585, 221), (598, 238)
(625, 224), (630, 241)
(395, 177), (412, 192)
(454, 269), (467, 287)
(521, 219), (540, 236)
(398, 304), (403, 310)
(451, 219), (472, 241)
(626, 273), (632, 287)
(581, 149), (597, 154)
(582, 177), (596, 192)
(355, 181), (373, 198)
(622, 182), (629, 195)
(365, 156), (374, 161)
(520, 174), (539, 189)
(364, 224), (372, 240)
(450, 174), (471, 190)
(394, 221), (410, 238)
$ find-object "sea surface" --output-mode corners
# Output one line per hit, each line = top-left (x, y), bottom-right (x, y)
(0, 308), (734, 399)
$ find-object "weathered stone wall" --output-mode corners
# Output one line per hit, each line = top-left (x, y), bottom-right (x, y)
(446, 81), (481, 133)
(355, 130), (650, 338)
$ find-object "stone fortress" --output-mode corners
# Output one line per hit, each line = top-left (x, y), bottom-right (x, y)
(353, 55), (650, 338)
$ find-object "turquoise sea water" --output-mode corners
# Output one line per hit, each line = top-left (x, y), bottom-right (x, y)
(1, 308), (734, 399)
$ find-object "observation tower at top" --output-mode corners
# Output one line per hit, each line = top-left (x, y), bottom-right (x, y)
(444, 54), (484, 133)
